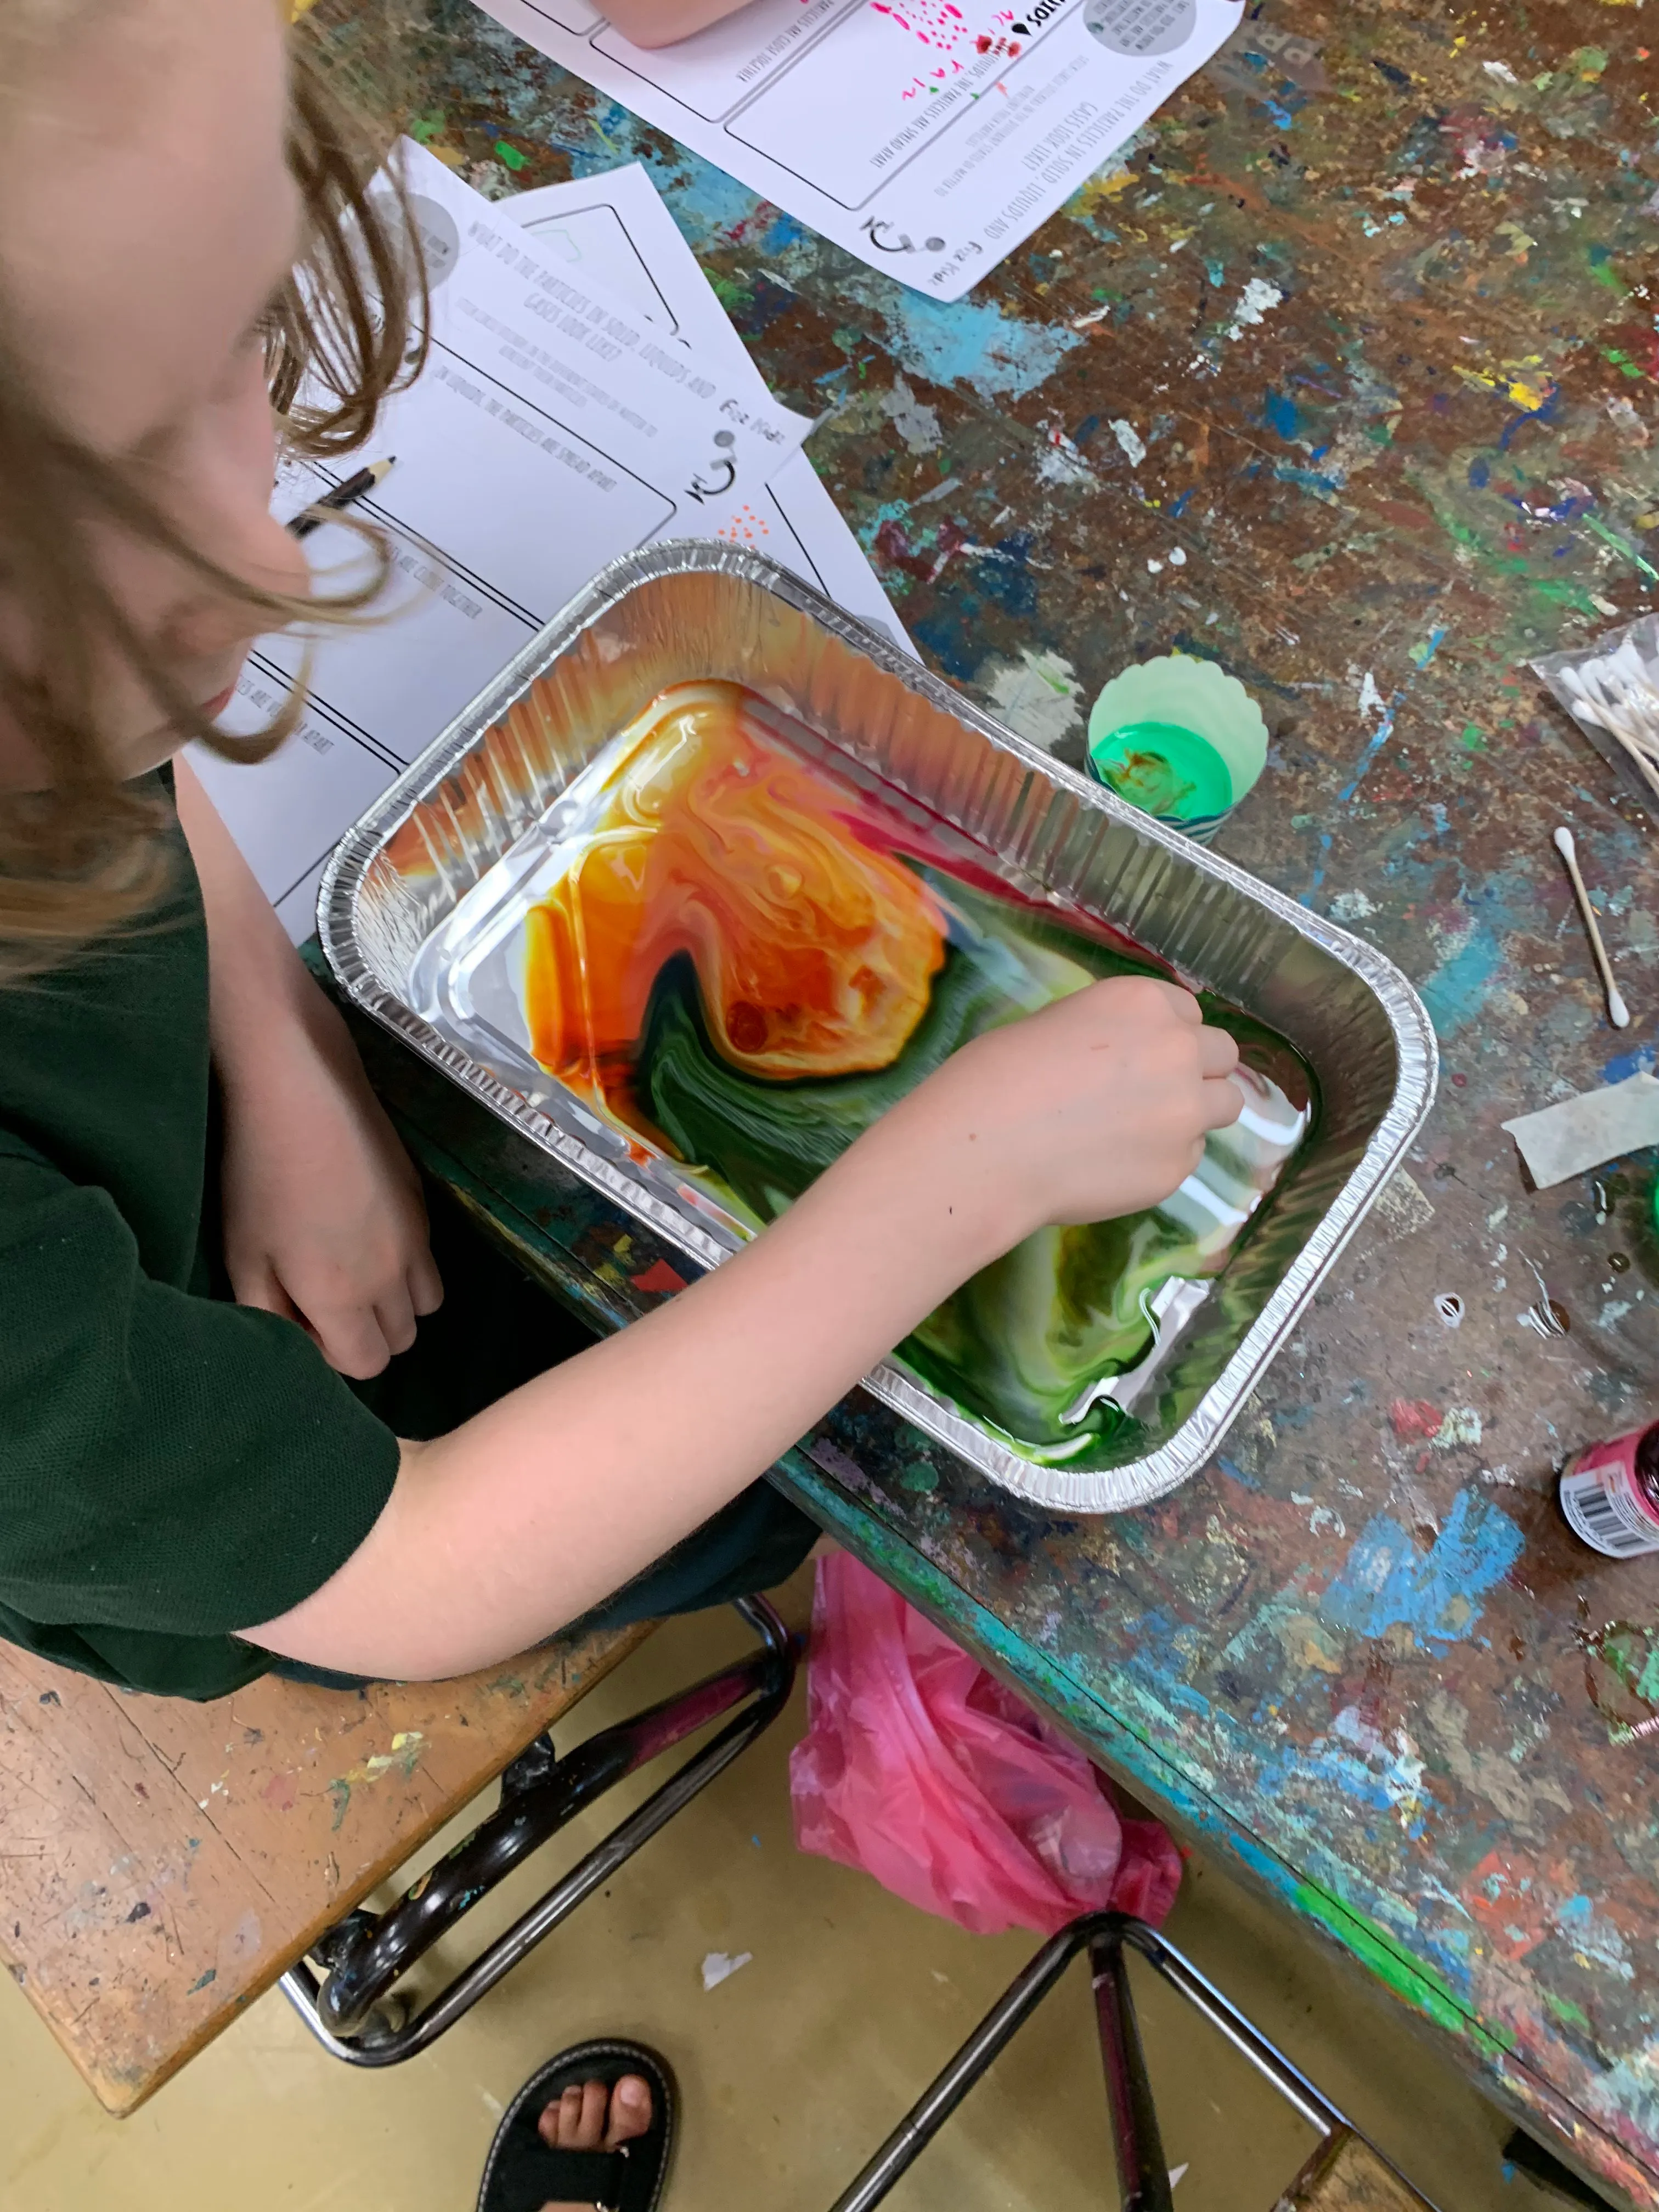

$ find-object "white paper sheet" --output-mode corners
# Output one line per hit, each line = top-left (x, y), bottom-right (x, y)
(1503, 1075), (1659, 1190)
(476, 0), (1243, 301)
(509, 164), (912, 651)
(193, 139), (809, 939)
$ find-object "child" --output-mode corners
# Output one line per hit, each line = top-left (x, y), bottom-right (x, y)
(0, 0), (1239, 1695)
(0, 0), (1240, 2185)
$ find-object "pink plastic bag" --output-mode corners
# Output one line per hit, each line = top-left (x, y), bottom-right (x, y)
(789, 1550), (1182, 1937)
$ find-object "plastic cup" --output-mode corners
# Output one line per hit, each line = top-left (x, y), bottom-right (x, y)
(1086, 656), (1269, 844)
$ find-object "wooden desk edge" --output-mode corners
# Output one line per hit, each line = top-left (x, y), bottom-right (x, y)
(14, 1622), (653, 2119)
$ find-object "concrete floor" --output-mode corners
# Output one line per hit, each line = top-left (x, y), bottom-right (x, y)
(1, 1566), (1568, 2211)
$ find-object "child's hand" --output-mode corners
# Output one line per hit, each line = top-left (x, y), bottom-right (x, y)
(175, 759), (442, 1378)
(877, 976), (1242, 1257)
(218, 993), (443, 1378)
(600, 0), (757, 46)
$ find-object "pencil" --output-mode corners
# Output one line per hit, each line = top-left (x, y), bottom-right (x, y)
(288, 457), (396, 540)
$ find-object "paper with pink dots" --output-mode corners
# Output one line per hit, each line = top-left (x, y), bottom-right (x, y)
(477, 0), (1242, 300)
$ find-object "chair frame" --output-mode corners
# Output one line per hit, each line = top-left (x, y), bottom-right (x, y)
(280, 1594), (794, 2067)
(826, 1911), (1440, 2212)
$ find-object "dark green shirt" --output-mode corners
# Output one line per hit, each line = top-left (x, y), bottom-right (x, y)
(0, 780), (400, 1700)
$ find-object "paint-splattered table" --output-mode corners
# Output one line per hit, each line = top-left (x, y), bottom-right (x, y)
(321, 0), (1659, 2199)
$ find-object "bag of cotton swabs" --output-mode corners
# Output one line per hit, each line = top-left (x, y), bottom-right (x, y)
(1534, 612), (1659, 808)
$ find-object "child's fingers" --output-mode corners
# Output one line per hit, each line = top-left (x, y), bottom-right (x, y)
(1198, 1025), (1241, 1079)
(1076, 975), (1200, 1026)
(1202, 1073), (1246, 1129)
(226, 1256), (303, 1325)
(297, 1291), (394, 1380)
(374, 1282), (419, 1361)
(407, 1246), (445, 1318)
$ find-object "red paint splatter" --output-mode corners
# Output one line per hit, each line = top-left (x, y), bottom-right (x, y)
(874, 0), (1014, 75)
(263, 1771), (298, 1812)
(1389, 1398), (1444, 1441)
(1464, 1848), (1553, 1960)
(875, 515), (969, 586)
(631, 1259), (689, 1295)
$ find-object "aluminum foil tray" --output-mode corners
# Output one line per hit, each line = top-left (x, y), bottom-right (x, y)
(320, 543), (1437, 1513)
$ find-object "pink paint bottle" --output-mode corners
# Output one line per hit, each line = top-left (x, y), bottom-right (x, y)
(1560, 1420), (1659, 1559)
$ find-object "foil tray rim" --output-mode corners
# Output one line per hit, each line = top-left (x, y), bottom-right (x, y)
(320, 539), (1438, 1516)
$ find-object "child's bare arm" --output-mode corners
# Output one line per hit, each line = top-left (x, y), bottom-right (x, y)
(602, 0), (755, 46)
(244, 980), (1240, 1679)
(176, 760), (443, 1377)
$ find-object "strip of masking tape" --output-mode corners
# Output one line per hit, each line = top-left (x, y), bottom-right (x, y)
(1502, 1072), (1659, 1189)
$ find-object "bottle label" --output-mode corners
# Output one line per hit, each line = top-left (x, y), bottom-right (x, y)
(1561, 1451), (1659, 1559)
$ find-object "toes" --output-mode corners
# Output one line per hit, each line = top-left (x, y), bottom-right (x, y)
(537, 2083), (586, 2147)
(572, 2078), (610, 2149)
(606, 2074), (654, 2148)
(533, 2072), (653, 2159)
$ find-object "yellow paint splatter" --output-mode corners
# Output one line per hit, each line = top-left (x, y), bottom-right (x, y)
(326, 1730), (427, 1827)
(1453, 360), (1554, 413)
(1071, 165), (1136, 214)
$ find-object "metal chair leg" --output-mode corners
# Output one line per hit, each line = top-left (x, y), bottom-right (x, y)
(827, 1912), (1441, 2212)
(826, 1917), (1105, 2212)
(1091, 1925), (1175, 2212)
(279, 1594), (794, 2067)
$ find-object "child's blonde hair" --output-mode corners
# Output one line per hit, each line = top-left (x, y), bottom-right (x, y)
(0, 4), (426, 977)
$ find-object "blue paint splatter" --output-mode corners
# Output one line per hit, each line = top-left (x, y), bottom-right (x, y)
(975, 532), (1039, 619)
(1320, 1490), (1523, 1645)
(1420, 922), (1504, 1037)
(1604, 1042), (1657, 1084)
(1273, 462), (1343, 501)
(875, 291), (1084, 402)
(1263, 388), (1300, 439)
(911, 610), (981, 682)
(1338, 691), (1400, 802)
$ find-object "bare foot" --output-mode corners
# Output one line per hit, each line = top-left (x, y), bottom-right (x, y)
(539, 2074), (653, 2210)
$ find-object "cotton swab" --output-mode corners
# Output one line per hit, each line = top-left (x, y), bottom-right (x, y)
(1554, 826), (1630, 1029)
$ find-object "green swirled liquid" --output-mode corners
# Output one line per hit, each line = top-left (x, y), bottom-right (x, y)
(518, 683), (1314, 1468)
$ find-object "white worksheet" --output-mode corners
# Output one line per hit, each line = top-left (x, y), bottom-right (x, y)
(476, 0), (1244, 300)
(194, 140), (809, 940)
(509, 164), (912, 652)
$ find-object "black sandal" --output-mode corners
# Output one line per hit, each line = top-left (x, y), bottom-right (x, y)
(477, 2040), (676, 2212)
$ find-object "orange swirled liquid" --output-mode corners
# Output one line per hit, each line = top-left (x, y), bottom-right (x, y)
(522, 682), (946, 1134)
(516, 678), (1313, 1465)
